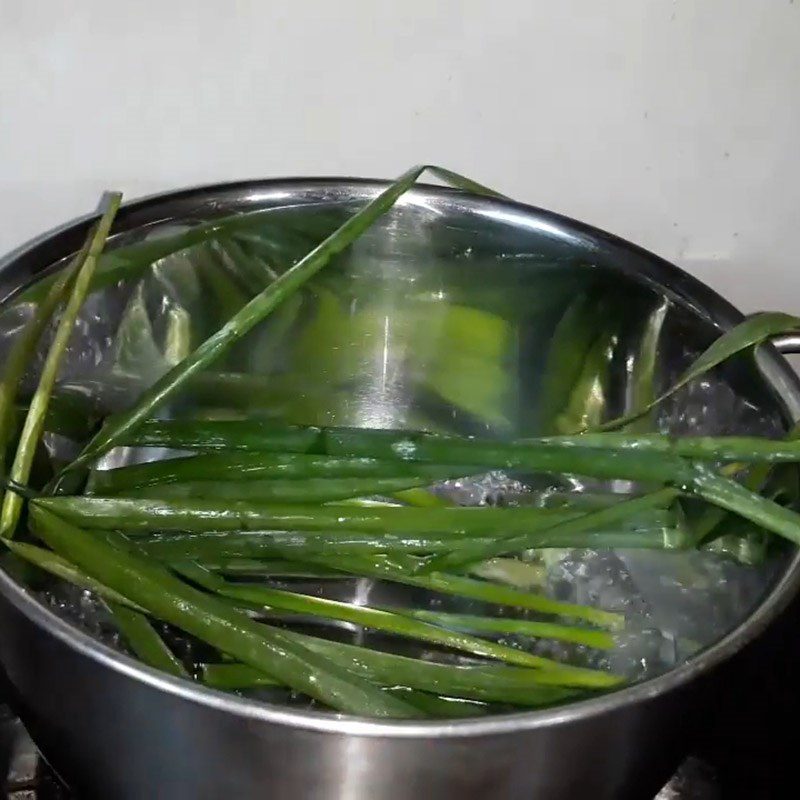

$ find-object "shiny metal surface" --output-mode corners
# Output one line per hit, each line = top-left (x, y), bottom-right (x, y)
(0, 178), (799, 800)
(0, 697), (725, 797)
(772, 334), (800, 355)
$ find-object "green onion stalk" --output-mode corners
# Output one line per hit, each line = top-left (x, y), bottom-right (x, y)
(1, 194), (122, 538)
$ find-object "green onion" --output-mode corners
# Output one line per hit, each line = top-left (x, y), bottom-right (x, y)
(0, 238), (90, 473)
(136, 522), (683, 561)
(29, 495), (670, 540)
(117, 475), (457, 504)
(548, 433), (800, 463)
(383, 690), (489, 718)
(118, 420), (696, 483)
(141, 530), (473, 559)
(394, 609), (615, 650)
(420, 488), (683, 572)
(1, 193), (122, 538)
(4, 540), (141, 610)
(122, 419), (800, 467)
(687, 464), (800, 546)
(109, 602), (188, 678)
(205, 578), (616, 677)
(200, 660), (578, 716)
(199, 558), (341, 578)
(87, 453), (428, 495)
(469, 557), (547, 588)
(30, 505), (417, 718)
(201, 627), (602, 703)
(391, 487), (451, 507)
(278, 551), (624, 630)
(92, 453), (475, 495)
(689, 421), (800, 545)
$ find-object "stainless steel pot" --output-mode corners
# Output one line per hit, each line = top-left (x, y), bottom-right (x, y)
(0, 178), (798, 800)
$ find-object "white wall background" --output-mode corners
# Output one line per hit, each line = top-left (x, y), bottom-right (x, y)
(1, 0), (798, 313)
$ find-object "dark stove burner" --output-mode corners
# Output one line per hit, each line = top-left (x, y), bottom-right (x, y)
(2, 717), (67, 800)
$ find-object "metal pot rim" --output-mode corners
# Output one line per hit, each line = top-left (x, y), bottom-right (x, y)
(2, 175), (799, 739)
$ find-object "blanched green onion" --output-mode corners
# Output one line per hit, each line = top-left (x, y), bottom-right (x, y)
(1, 193), (122, 538)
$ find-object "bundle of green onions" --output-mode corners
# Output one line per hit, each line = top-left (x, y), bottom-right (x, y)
(1, 165), (799, 720)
